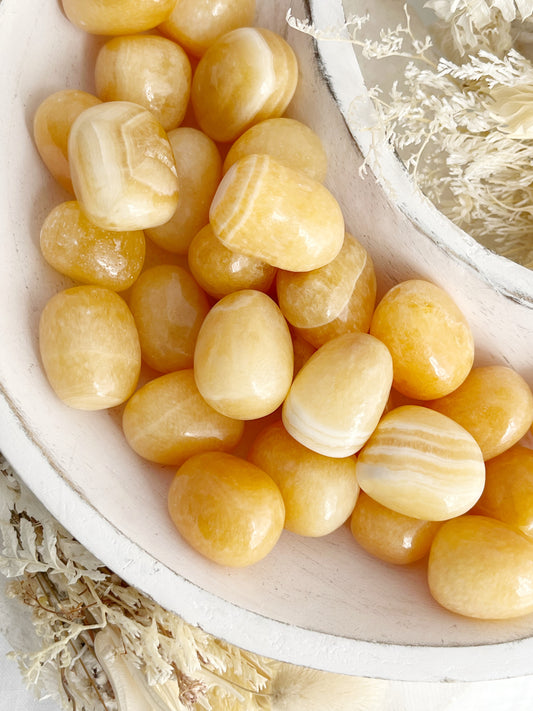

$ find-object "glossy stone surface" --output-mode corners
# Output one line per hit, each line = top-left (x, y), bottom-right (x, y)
(122, 369), (244, 465)
(427, 366), (533, 461)
(39, 285), (141, 410)
(223, 117), (328, 182)
(40, 201), (145, 291)
(276, 232), (377, 348)
(187, 224), (276, 299)
(167, 451), (285, 567)
(249, 420), (359, 537)
(33, 89), (101, 193)
(210, 154), (344, 271)
(127, 264), (209, 373)
(194, 290), (293, 420)
(356, 405), (485, 521)
(146, 128), (222, 254)
(159, 0), (256, 57)
(69, 101), (179, 231)
(473, 445), (533, 537)
(428, 515), (533, 619)
(282, 332), (393, 458)
(62, 0), (176, 35)
(350, 492), (441, 565)
(370, 279), (475, 400)
(191, 27), (298, 143)
(94, 34), (191, 131)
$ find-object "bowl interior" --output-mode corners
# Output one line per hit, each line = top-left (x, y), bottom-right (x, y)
(1, 0), (533, 682)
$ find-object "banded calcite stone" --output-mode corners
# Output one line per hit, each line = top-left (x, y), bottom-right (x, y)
(356, 405), (485, 521)
(282, 332), (393, 458)
(276, 232), (377, 348)
(210, 154), (345, 272)
(69, 101), (179, 231)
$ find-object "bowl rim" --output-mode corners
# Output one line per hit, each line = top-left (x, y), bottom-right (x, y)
(308, 0), (533, 308)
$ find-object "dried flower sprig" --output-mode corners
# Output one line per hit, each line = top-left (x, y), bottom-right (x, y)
(0, 454), (388, 711)
(287, 2), (533, 269)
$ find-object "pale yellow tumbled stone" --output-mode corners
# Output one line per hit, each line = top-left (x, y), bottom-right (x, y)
(428, 515), (533, 619)
(62, 0), (176, 35)
(69, 101), (179, 231)
(194, 290), (293, 420)
(282, 333), (393, 458)
(39, 286), (141, 410)
(210, 154), (344, 271)
(94, 35), (192, 131)
(159, 0), (256, 57)
(145, 127), (222, 254)
(33, 90), (102, 194)
(122, 370), (244, 465)
(249, 420), (359, 537)
(276, 232), (377, 348)
(223, 118), (328, 182)
(356, 405), (486, 521)
(191, 27), (298, 143)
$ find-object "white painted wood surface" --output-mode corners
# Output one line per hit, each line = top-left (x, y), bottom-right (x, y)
(0, 0), (532, 684)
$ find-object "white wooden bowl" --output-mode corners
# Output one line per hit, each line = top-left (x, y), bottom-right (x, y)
(1, 0), (533, 683)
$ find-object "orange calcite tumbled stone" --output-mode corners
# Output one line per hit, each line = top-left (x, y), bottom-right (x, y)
(350, 492), (441, 565)
(276, 233), (377, 348)
(39, 285), (141, 410)
(356, 405), (485, 521)
(187, 224), (276, 299)
(33, 90), (102, 194)
(128, 264), (209, 373)
(194, 290), (293, 420)
(168, 451), (285, 567)
(69, 101), (179, 231)
(370, 279), (474, 400)
(473, 445), (533, 536)
(249, 420), (359, 537)
(40, 201), (145, 291)
(62, 0), (177, 35)
(282, 332), (393, 458)
(191, 27), (298, 143)
(122, 370), (244, 465)
(210, 154), (344, 271)
(223, 118), (328, 182)
(94, 35), (192, 132)
(159, 0), (256, 57)
(428, 515), (533, 619)
(146, 128), (222, 254)
(427, 366), (533, 460)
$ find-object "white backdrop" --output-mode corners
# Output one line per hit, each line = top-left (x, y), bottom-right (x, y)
(2, 581), (533, 711)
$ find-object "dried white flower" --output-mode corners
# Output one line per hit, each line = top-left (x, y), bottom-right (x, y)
(287, 3), (533, 268)
(268, 662), (389, 711)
